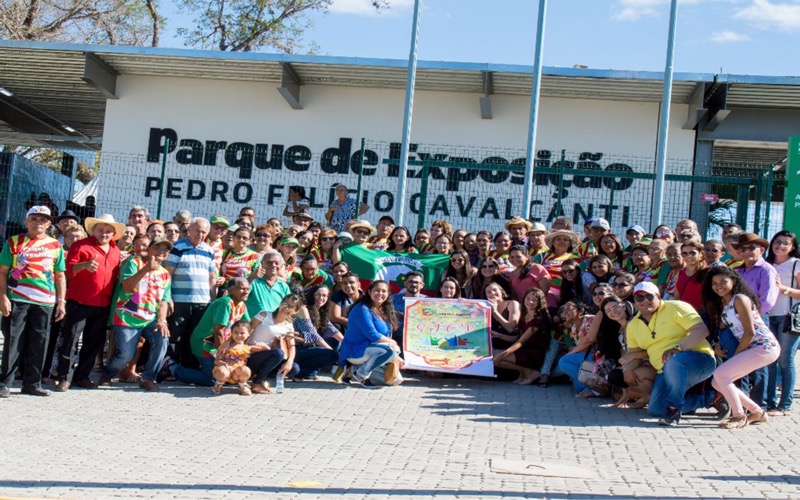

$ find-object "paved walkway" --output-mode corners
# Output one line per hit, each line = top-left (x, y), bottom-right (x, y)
(0, 373), (798, 499)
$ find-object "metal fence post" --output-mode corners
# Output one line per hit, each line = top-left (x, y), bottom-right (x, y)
(753, 171), (763, 235)
(764, 166), (774, 238)
(417, 163), (429, 231)
(354, 138), (365, 220)
(556, 149), (566, 217)
(156, 139), (169, 220)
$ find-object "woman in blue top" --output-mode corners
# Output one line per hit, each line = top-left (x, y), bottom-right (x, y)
(340, 280), (400, 387)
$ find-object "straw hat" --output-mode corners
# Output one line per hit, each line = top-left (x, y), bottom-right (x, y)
(544, 230), (581, 249)
(505, 216), (533, 231)
(526, 222), (549, 235)
(349, 219), (376, 235)
(84, 214), (126, 241)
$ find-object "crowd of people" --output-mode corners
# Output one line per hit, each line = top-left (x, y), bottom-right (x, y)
(0, 183), (797, 429)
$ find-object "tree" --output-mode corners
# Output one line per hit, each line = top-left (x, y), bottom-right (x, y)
(0, 0), (162, 46)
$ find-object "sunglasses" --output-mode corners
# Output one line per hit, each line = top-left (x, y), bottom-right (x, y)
(634, 293), (656, 303)
(592, 291), (610, 297)
(680, 251), (699, 257)
(739, 245), (760, 253)
(320, 237), (335, 242)
(562, 268), (578, 274)
(255, 233), (270, 238)
(354, 229), (370, 235)
(612, 282), (632, 288)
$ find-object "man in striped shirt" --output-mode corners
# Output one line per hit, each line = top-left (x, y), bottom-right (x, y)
(163, 218), (217, 369)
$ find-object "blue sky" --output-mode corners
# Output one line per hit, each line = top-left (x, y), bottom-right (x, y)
(161, 0), (800, 77)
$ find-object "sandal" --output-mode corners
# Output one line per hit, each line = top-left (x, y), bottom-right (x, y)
(767, 408), (791, 417)
(720, 415), (748, 429)
(119, 374), (142, 384)
(211, 382), (224, 395)
(746, 409), (768, 425)
(628, 397), (649, 409)
(238, 383), (252, 396)
(538, 375), (549, 388)
(251, 382), (272, 395)
(518, 371), (541, 386)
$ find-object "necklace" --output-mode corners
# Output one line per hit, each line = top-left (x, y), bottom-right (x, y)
(639, 310), (659, 339)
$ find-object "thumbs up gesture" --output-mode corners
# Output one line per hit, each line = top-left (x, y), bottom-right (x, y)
(146, 255), (160, 272)
(84, 256), (100, 273)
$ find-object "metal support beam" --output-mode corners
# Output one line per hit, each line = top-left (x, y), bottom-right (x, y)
(689, 138), (713, 237)
(683, 82), (707, 130)
(705, 109), (731, 131)
(277, 62), (303, 110)
(0, 131), (101, 146)
(480, 71), (494, 119)
(82, 53), (118, 99)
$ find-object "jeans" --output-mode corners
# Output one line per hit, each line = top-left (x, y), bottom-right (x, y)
(347, 343), (397, 379)
(720, 326), (767, 408)
(247, 349), (286, 384)
(53, 300), (109, 383)
(767, 315), (800, 410)
(103, 323), (169, 382)
(294, 346), (338, 379)
(168, 302), (208, 368)
(557, 351), (590, 393)
(174, 355), (215, 387)
(649, 350), (716, 417)
(0, 302), (53, 389)
(540, 339), (560, 377)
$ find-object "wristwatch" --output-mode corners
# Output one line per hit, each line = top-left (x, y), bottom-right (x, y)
(674, 344), (683, 352)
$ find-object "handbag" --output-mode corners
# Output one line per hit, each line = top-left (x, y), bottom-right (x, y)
(577, 360), (609, 393)
(788, 261), (800, 335)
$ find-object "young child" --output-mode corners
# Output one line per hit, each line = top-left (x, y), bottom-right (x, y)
(212, 320), (269, 396)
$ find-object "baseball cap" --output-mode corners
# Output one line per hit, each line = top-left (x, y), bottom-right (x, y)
(280, 237), (300, 247)
(584, 217), (598, 226)
(26, 206), (52, 220)
(210, 215), (231, 228)
(590, 218), (611, 230)
(626, 225), (646, 235)
(633, 282), (660, 296)
(149, 237), (173, 250)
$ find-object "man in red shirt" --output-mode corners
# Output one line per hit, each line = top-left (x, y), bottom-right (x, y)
(53, 214), (123, 391)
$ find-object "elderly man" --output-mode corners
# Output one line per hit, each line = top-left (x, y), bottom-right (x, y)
(526, 223), (549, 263)
(54, 214), (124, 391)
(0, 206), (67, 397)
(246, 250), (291, 318)
(128, 206), (150, 235)
(368, 216), (395, 251)
(163, 218), (217, 368)
(577, 217), (609, 264)
(505, 216), (532, 247)
(100, 238), (173, 392)
(292, 256), (334, 293)
(624, 282), (717, 426)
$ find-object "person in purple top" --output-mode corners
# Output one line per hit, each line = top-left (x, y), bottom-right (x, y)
(732, 232), (779, 409)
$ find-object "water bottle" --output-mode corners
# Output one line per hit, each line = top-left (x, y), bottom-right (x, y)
(275, 373), (285, 394)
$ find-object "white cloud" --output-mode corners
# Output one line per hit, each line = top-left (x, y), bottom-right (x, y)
(330, 0), (415, 16)
(733, 0), (800, 31)
(710, 30), (753, 42)
(612, 0), (731, 21)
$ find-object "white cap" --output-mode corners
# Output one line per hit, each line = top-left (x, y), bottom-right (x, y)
(590, 218), (610, 230)
(26, 206), (52, 220)
(633, 281), (660, 296)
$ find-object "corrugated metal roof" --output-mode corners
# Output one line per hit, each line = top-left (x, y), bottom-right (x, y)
(0, 40), (798, 150)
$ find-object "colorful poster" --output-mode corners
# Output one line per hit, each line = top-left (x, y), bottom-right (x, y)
(403, 297), (494, 377)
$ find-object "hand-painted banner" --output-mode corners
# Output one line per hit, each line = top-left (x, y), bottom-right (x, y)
(403, 297), (494, 377)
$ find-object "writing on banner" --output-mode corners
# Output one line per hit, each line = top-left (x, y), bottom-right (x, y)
(403, 297), (494, 377)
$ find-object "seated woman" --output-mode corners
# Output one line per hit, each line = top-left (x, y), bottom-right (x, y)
(555, 300), (597, 397)
(485, 282), (521, 353)
(247, 294), (303, 393)
(339, 280), (401, 387)
(493, 288), (552, 385)
(598, 296), (656, 408)
(302, 285), (344, 350)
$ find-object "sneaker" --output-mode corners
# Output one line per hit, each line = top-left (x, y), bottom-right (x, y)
(747, 409), (768, 425)
(0, 385), (10, 398)
(139, 380), (160, 393)
(349, 371), (375, 389)
(711, 399), (731, 420)
(55, 381), (70, 392)
(658, 406), (681, 427)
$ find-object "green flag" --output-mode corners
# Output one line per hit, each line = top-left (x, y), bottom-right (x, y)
(340, 244), (450, 295)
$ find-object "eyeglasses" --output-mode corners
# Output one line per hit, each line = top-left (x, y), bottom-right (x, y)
(562, 268), (578, 274)
(704, 248), (723, 253)
(481, 264), (496, 270)
(354, 229), (370, 236)
(739, 245), (759, 253)
(680, 251), (699, 257)
(255, 233), (270, 238)
(406, 281), (423, 287)
(774, 240), (793, 247)
(320, 237), (335, 242)
(633, 293), (656, 303)
(612, 282), (632, 288)
(592, 291), (610, 297)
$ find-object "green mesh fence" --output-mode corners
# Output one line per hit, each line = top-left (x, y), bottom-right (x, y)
(0, 141), (785, 241)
